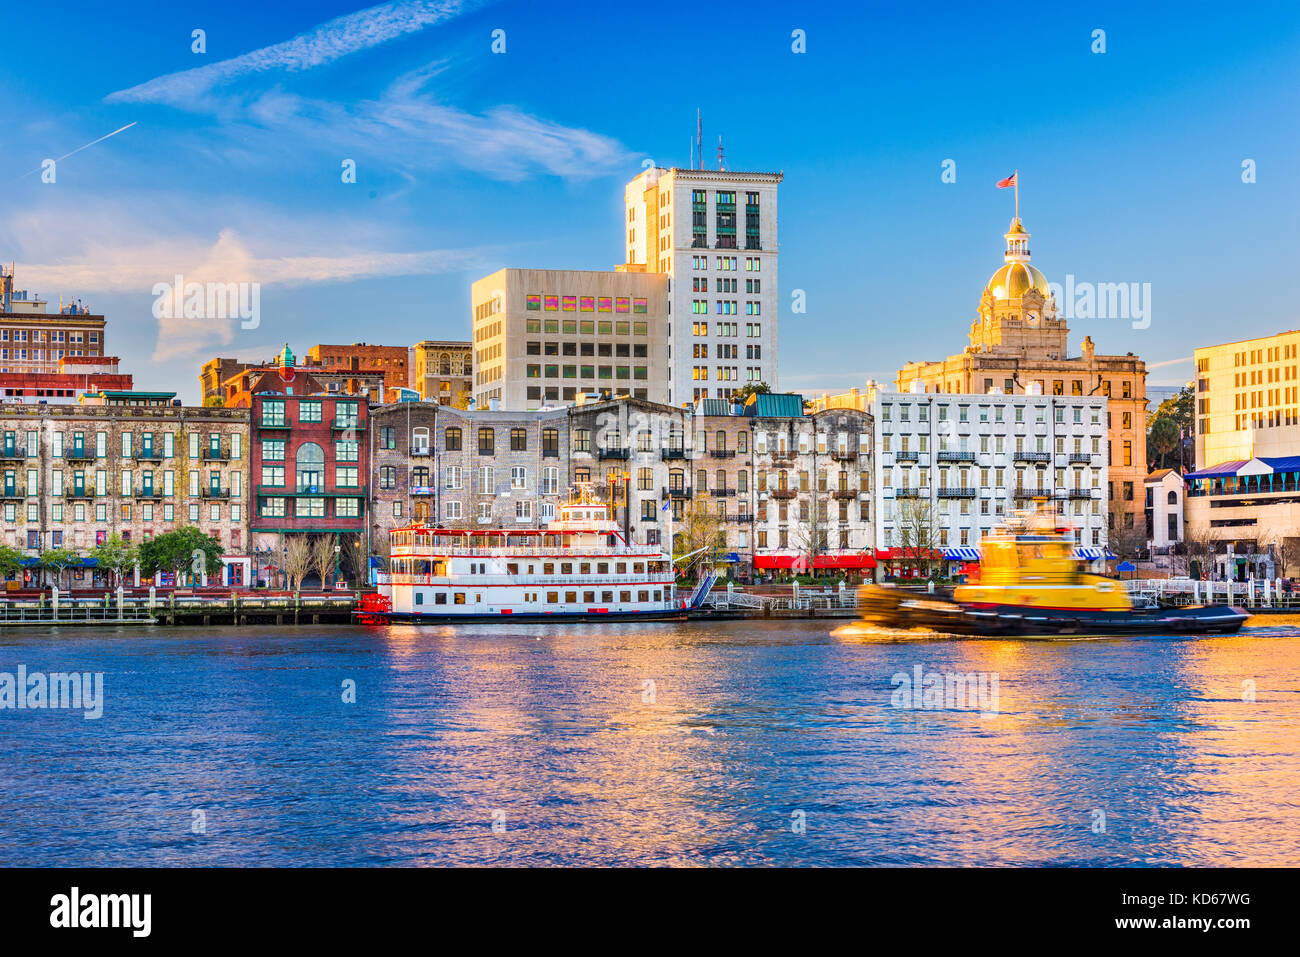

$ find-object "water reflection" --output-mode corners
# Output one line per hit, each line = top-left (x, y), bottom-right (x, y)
(1, 620), (1298, 865)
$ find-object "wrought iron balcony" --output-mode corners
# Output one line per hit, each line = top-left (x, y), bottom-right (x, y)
(895, 488), (924, 498)
(134, 449), (164, 461)
(200, 487), (230, 499)
(0, 446), (25, 461)
(64, 449), (96, 462)
(831, 448), (858, 461)
(597, 447), (630, 460)
(936, 451), (976, 463)
(201, 447), (229, 462)
(660, 447), (688, 460)
(1069, 454), (1093, 464)
(937, 487), (977, 499)
(770, 487), (797, 500)
(831, 488), (860, 500)
(710, 488), (736, 498)
(1013, 451), (1051, 464)
(894, 450), (919, 462)
(662, 486), (692, 500)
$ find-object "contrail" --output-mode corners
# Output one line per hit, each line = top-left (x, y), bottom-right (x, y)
(17, 121), (137, 178)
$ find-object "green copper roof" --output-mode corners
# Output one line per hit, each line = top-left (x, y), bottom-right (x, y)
(745, 392), (805, 418)
(278, 343), (295, 367)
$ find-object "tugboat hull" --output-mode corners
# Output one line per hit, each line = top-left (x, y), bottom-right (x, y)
(852, 587), (1249, 637)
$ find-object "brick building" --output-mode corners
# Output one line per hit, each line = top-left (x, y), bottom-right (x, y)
(0, 355), (133, 404)
(249, 375), (369, 587)
(307, 343), (409, 392)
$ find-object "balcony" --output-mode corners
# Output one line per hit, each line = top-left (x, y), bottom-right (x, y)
(1069, 454), (1093, 464)
(710, 488), (736, 498)
(256, 485), (368, 498)
(936, 451), (976, 463)
(332, 418), (362, 431)
(63, 488), (97, 499)
(662, 486), (692, 500)
(1013, 488), (1050, 500)
(831, 488), (859, 500)
(542, 447), (560, 458)
(410, 446), (431, 457)
(0, 446), (25, 461)
(1013, 451), (1051, 464)
(597, 447), (630, 460)
(258, 419), (289, 430)
(201, 447), (229, 462)
(894, 450), (919, 463)
(0, 487), (24, 500)
(768, 449), (797, 463)
(660, 447), (688, 460)
(134, 449), (164, 461)
(200, 487), (230, 500)
(937, 487), (977, 499)
(895, 488), (924, 499)
(133, 488), (164, 500)
(770, 487), (797, 500)
(1067, 488), (1096, 499)
(830, 448), (857, 461)
(731, 513), (753, 523)
(64, 449), (96, 462)
(709, 448), (736, 459)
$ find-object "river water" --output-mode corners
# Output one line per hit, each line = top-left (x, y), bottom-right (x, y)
(3, 618), (1299, 867)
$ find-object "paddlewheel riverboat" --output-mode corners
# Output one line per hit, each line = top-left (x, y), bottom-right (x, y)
(359, 489), (710, 623)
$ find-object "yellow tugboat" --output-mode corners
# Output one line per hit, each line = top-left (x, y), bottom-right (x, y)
(840, 505), (1247, 637)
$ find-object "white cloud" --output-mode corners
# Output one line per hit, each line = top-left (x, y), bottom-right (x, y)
(107, 0), (481, 109)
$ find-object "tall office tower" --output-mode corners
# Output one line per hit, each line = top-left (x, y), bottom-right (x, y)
(623, 166), (782, 406)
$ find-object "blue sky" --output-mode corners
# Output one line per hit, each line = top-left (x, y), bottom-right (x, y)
(3, 0), (1297, 403)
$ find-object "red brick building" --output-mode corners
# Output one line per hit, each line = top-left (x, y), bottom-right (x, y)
(247, 347), (370, 586)
(0, 355), (132, 403)
(306, 342), (409, 392)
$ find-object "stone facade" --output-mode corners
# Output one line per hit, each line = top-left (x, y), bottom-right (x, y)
(410, 340), (472, 405)
(0, 403), (251, 585)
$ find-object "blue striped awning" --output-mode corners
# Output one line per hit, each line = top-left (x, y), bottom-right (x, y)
(943, 547), (980, 561)
(1072, 547), (1117, 560)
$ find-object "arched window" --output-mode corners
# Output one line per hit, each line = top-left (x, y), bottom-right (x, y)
(1167, 490), (1177, 505)
(412, 427), (430, 454)
(296, 442), (324, 492)
(439, 353), (451, 375)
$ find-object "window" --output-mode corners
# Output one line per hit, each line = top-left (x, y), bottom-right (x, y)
(445, 427), (462, 451)
(510, 428), (527, 451)
(261, 399), (286, 427)
(511, 466), (527, 490)
(300, 400), (323, 423)
(478, 427), (495, 455)
(412, 427), (430, 454)
(542, 428), (559, 455)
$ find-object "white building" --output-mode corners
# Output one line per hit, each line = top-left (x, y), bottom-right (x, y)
(1145, 469), (1183, 551)
(874, 388), (1110, 559)
(623, 167), (782, 405)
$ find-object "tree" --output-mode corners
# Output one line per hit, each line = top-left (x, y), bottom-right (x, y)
(139, 527), (224, 585)
(203, 395), (225, 408)
(283, 535), (312, 592)
(1106, 499), (1148, 562)
(39, 547), (82, 590)
(734, 382), (771, 405)
(340, 533), (370, 585)
(452, 388), (473, 411)
(1147, 416), (1181, 471)
(793, 495), (830, 577)
(92, 533), (138, 588)
(0, 544), (24, 580)
(896, 497), (939, 579)
(1147, 385), (1193, 471)
(675, 499), (726, 578)
(1179, 527), (1218, 580)
(310, 534), (338, 590)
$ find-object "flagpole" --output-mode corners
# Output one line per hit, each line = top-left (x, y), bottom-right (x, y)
(1015, 169), (1020, 221)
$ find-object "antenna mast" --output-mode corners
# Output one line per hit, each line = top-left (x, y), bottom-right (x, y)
(695, 110), (702, 170)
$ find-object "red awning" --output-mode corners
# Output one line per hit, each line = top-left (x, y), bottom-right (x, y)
(752, 553), (876, 570)
(874, 547), (945, 561)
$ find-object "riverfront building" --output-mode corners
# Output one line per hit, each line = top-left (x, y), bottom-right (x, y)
(1191, 330), (1300, 470)
(0, 402), (252, 586)
(894, 214), (1147, 534)
(469, 268), (669, 411)
(623, 166), (782, 405)
(202, 344), (388, 407)
(874, 388), (1111, 557)
(245, 351), (369, 587)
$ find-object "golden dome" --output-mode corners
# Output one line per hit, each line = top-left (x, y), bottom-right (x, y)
(985, 261), (1049, 300)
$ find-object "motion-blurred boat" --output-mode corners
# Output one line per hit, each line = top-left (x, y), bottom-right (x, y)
(841, 505), (1247, 638)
